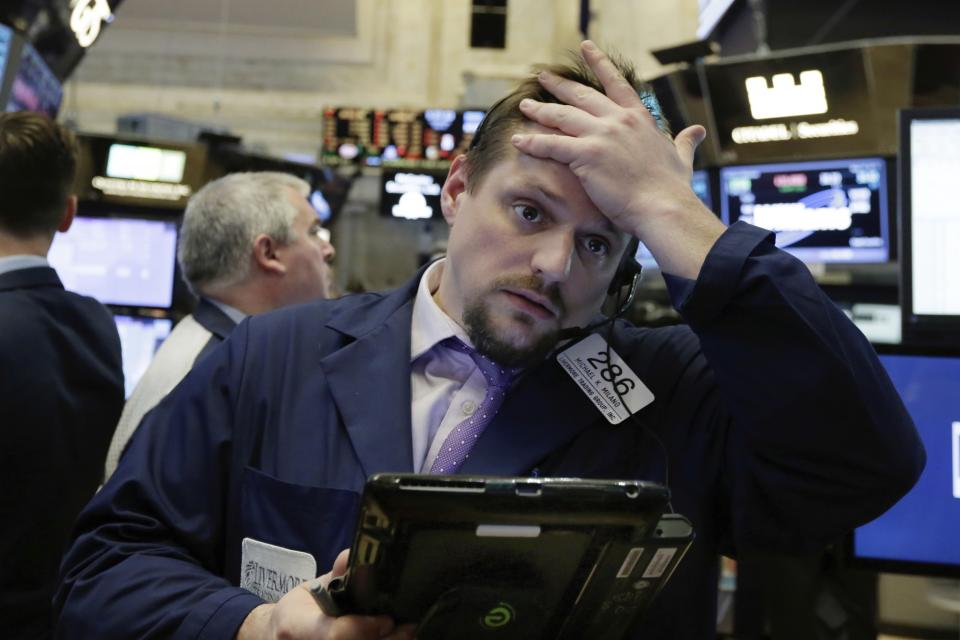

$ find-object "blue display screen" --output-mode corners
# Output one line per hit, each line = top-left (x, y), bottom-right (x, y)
(48, 216), (179, 309)
(114, 315), (173, 398)
(0, 24), (12, 81)
(6, 40), (63, 117)
(719, 157), (889, 264)
(853, 352), (960, 572)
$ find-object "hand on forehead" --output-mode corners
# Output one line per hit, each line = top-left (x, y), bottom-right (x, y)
(510, 40), (705, 237)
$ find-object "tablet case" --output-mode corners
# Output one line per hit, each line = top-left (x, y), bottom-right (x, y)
(311, 474), (694, 640)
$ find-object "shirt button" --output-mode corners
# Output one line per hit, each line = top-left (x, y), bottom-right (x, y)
(461, 400), (477, 416)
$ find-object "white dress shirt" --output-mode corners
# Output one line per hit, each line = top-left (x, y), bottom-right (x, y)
(410, 260), (491, 472)
(0, 255), (49, 276)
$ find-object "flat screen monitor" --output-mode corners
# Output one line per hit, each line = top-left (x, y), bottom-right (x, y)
(842, 303), (901, 345)
(106, 143), (188, 183)
(899, 108), (960, 346)
(691, 169), (713, 212)
(48, 216), (178, 308)
(719, 157), (889, 264)
(5, 39), (62, 117)
(380, 169), (444, 221)
(635, 169), (716, 269)
(849, 346), (960, 577)
(0, 24), (13, 96)
(113, 315), (173, 398)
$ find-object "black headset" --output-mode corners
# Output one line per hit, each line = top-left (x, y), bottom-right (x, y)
(608, 237), (642, 312)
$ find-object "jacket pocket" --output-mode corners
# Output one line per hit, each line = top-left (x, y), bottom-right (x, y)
(238, 466), (360, 579)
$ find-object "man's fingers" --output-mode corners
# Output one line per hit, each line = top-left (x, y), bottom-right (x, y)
(328, 614), (396, 640)
(674, 125), (707, 170)
(511, 131), (582, 165)
(536, 70), (617, 117)
(384, 623), (418, 640)
(580, 40), (644, 109)
(331, 548), (351, 577)
(518, 99), (594, 136)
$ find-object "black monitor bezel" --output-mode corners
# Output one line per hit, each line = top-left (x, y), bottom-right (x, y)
(843, 342), (960, 578)
(898, 107), (960, 347)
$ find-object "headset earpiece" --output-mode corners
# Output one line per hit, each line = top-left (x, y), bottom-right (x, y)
(608, 237), (642, 296)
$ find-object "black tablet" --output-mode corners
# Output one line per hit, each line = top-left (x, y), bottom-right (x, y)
(311, 474), (694, 640)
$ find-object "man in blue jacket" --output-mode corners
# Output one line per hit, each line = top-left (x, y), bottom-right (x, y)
(55, 42), (924, 640)
(0, 112), (124, 639)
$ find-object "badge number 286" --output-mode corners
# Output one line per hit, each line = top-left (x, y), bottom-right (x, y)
(586, 349), (636, 398)
(557, 334), (654, 425)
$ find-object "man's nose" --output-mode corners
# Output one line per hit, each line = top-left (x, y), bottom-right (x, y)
(323, 239), (336, 262)
(530, 229), (574, 284)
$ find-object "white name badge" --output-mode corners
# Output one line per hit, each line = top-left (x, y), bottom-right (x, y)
(240, 537), (317, 603)
(557, 334), (654, 425)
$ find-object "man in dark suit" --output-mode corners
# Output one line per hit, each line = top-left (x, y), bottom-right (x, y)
(0, 112), (124, 639)
(56, 43), (923, 640)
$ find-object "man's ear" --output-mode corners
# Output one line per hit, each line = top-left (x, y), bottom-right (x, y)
(440, 154), (469, 225)
(252, 234), (286, 275)
(57, 195), (77, 233)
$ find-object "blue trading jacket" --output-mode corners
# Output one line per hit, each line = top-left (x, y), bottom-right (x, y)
(54, 223), (924, 639)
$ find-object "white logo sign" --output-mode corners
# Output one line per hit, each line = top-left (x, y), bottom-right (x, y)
(731, 118), (859, 145)
(70, 0), (114, 49)
(386, 172), (441, 220)
(745, 70), (828, 120)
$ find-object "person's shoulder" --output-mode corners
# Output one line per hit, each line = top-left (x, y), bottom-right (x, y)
(1, 282), (114, 332)
(64, 288), (116, 319)
(0, 284), (120, 376)
(613, 319), (704, 365)
(59, 289), (120, 337)
(252, 290), (390, 329)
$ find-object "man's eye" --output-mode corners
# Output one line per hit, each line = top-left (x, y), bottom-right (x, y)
(512, 204), (542, 223)
(584, 236), (610, 257)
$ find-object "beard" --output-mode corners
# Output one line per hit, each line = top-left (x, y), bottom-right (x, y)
(462, 275), (565, 369)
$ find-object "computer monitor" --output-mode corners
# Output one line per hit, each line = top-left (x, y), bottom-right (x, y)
(380, 169), (444, 221)
(0, 24), (13, 103)
(113, 315), (173, 398)
(691, 169), (713, 212)
(5, 39), (62, 117)
(899, 108), (960, 346)
(635, 169), (716, 269)
(48, 216), (179, 309)
(719, 157), (890, 264)
(848, 346), (960, 577)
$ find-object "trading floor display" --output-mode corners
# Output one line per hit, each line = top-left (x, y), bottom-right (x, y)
(850, 346), (960, 576)
(898, 107), (960, 346)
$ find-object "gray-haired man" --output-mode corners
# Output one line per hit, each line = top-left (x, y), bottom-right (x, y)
(104, 171), (336, 478)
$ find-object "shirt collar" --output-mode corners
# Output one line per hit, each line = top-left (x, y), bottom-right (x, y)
(207, 298), (247, 325)
(0, 255), (49, 276)
(410, 258), (474, 362)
